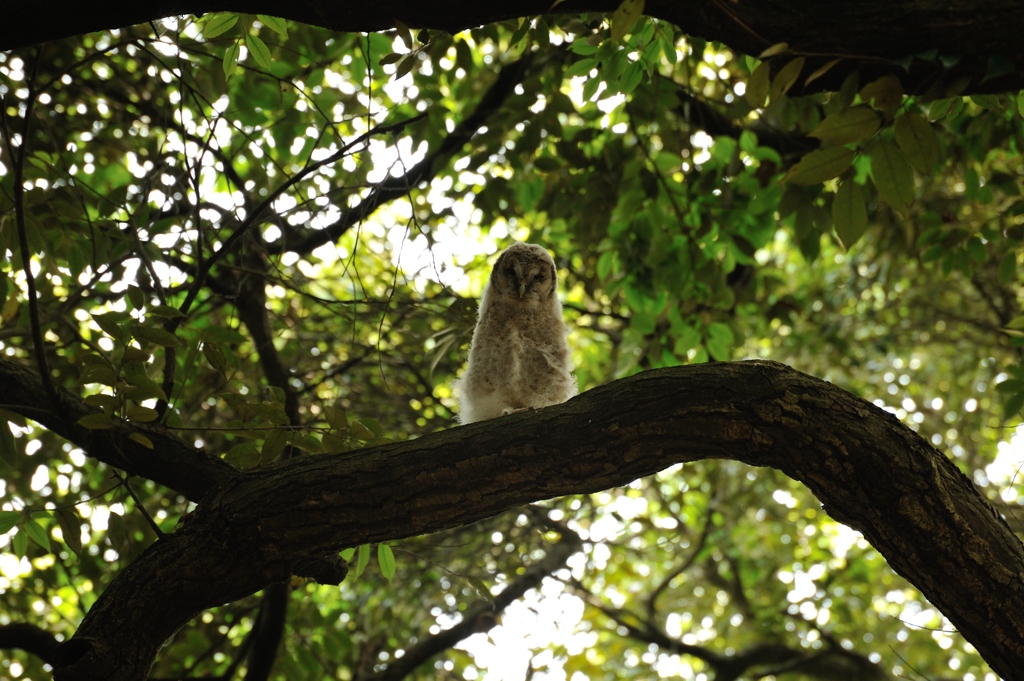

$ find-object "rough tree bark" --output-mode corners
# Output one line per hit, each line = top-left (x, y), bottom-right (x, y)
(0, 358), (1017, 680)
(3, 1), (1023, 95)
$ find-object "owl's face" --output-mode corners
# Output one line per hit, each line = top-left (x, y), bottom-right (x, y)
(490, 242), (557, 305)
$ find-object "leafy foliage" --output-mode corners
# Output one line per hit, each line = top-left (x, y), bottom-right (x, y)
(0, 8), (1022, 681)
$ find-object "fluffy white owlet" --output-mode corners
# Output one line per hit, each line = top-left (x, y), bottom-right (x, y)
(455, 242), (577, 425)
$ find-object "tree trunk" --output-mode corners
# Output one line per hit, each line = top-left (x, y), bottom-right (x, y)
(21, 360), (1020, 681)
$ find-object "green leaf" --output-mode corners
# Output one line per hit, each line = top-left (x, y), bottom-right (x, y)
(203, 13), (238, 40)
(225, 442), (261, 469)
(673, 325), (702, 356)
(870, 143), (914, 212)
(745, 61), (770, 108)
(1018, 91), (1024, 118)
(997, 379), (1024, 394)
(758, 42), (789, 59)
(999, 252), (1016, 285)
(23, 518), (50, 551)
(122, 384), (168, 403)
(360, 418), (383, 438)
(203, 341), (229, 376)
(131, 324), (179, 347)
(12, 527), (27, 557)
(1005, 390), (1024, 418)
(393, 19), (414, 48)
(126, 406), (159, 423)
(122, 346), (151, 363)
(77, 413), (117, 430)
(322, 434), (349, 454)
(783, 147), (854, 185)
(129, 432), (155, 449)
(893, 112), (939, 172)
(57, 509), (82, 555)
(325, 406), (348, 432)
(354, 544), (370, 579)
(0, 511), (21, 535)
(350, 421), (375, 441)
(292, 433), (324, 454)
(126, 285), (145, 310)
(970, 94), (999, 109)
(246, 34), (273, 72)
(804, 58), (840, 86)
(93, 313), (128, 343)
(705, 323), (735, 362)
(832, 181), (868, 249)
(378, 52), (404, 67)
(706, 322), (735, 347)
(257, 15), (288, 37)
(148, 305), (186, 319)
(610, 0), (644, 42)
(966, 236), (987, 264)
(808, 106), (880, 146)
(80, 364), (118, 387)
(261, 428), (289, 461)
(859, 75), (903, 118)
(223, 40), (240, 78)
(770, 57), (805, 100)
(340, 547), (355, 561)
(1, 292), (18, 323)
(564, 58), (598, 80)
(619, 62), (644, 94)
(85, 393), (120, 411)
(107, 512), (127, 549)
(378, 543), (396, 583)
(392, 54), (416, 81)
(928, 97), (956, 121)
(251, 403), (289, 426)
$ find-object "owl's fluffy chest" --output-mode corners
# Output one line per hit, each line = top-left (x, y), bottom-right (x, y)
(458, 305), (575, 423)
(470, 311), (564, 384)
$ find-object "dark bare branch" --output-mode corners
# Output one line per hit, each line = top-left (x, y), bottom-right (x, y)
(0, 357), (236, 501)
(364, 530), (580, 681)
(270, 54), (534, 257)
(0, 622), (60, 666)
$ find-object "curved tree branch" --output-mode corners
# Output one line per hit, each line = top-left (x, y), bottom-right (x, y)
(0, 622), (60, 666)
(41, 360), (1024, 680)
(4, 2), (1024, 94)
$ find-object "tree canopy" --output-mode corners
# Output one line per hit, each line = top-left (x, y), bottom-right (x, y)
(1, 4), (1023, 681)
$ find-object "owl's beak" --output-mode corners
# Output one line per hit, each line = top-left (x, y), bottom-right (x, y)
(518, 282), (526, 298)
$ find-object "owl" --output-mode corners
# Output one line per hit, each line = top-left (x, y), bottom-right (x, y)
(455, 242), (577, 425)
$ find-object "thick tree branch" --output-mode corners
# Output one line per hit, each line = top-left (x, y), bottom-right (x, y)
(0, 622), (60, 666)
(242, 583), (289, 681)
(0, 357), (236, 501)
(45, 361), (1024, 680)
(4, 2), (1024, 94)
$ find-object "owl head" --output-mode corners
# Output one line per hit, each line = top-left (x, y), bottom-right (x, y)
(489, 242), (557, 305)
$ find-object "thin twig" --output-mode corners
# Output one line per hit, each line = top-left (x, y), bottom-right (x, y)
(2, 52), (60, 412)
(119, 474), (167, 539)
